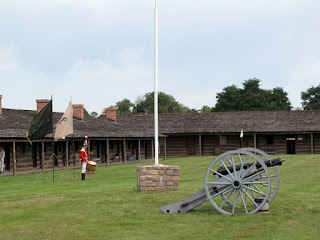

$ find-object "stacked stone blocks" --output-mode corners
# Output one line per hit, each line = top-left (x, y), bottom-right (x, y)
(136, 165), (180, 192)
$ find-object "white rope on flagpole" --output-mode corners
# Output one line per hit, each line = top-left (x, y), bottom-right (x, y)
(154, 0), (159, 165)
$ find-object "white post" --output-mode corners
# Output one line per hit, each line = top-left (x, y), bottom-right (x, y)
(154, 0), (159, 165)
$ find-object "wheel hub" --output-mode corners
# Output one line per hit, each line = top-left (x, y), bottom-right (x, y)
(232, 179), (242, 189)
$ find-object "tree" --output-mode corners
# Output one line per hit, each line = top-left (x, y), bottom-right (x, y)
(90, 111), (98, 118)
(84, 108), (90, 117)
(215, 85), (242, 111)
(115, 98), (134, 115)
(239, 78), (266, 110)
(215, 78), (292, 111)
(178, 105), (197, 113)
(84, 108), (98, 118)
(301, 84), (320, 110)
(132, 92), (191, 113)
(200, 106), (213, 113)
(266, 87), (292, 110)
(133, 95), (147, 113)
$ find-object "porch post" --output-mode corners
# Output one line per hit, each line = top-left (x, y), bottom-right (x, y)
(13, 141), (17, 176)
(41, 141), (45, 168)
(164, 138), (167, 160)
(199, 134), (202, 156)
(254, 134), (257, 149)
(66, 141), (69, 167)
(138, 140), (141, 163)
(32, 144), (37, 168)
(219, 135), (221, 154)
(123, 140), (126, 163)
(152, 139), (154, 161)
(106, 140), (110, 166)
(311, 133), (314, 154)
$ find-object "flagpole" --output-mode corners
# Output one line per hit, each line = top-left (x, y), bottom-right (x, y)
(154, 0), (159, 165)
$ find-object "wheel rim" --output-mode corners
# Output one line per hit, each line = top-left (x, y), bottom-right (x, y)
(204, 149), (271, 215)
(238, 147), (280, 204)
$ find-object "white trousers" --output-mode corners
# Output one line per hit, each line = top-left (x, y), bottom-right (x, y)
(0, 159), (4, 173)
(81, 161), (87, 173)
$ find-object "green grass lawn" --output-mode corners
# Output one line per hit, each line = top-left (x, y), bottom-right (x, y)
(0, 154), (319, 240)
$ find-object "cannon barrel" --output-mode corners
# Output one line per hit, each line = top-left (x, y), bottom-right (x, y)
(215, 157), (284, 176)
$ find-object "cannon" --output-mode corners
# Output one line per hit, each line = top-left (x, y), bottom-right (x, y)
(160, 148), (285, 215)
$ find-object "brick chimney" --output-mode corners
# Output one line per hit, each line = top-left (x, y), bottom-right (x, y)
(105, 107), (117, 122)
(36, 99), (50, 112)
(72, 104), (84, 120)
(0, 95), (2, 114)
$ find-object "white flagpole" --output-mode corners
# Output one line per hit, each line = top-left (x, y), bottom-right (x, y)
(154, 0), (159, 165)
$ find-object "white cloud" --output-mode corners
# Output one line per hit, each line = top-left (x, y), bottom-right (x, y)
(49, 48), (154, 113)
(1, 0), (320, 113)
(0, 43), (19, 70)
(286, 60), (320, 108)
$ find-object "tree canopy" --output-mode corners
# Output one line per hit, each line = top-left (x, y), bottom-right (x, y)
(301, 84), (320, 110)
(84, 108), (98, 118)
(200, 106), (213, 113)
(214, 78), (292, 111)
(92, 79), (320, 115)
(133, 92), (192, 114)
(115, 98), (134, 115)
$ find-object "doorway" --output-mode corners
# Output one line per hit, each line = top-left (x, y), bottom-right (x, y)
(287, 135), (296, 154)
(187, 136), (196, 156)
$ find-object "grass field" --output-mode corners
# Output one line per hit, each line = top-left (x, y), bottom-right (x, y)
(0, 154), (319, 240)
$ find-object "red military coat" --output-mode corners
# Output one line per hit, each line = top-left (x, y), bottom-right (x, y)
(80, 147), (92, 163)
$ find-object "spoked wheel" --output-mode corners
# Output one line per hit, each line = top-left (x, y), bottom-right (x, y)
(238, 148), (280, 204)
(204, 149), (271, 215)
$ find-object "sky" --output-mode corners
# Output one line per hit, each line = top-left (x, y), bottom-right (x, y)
(0, 0), (319, 114)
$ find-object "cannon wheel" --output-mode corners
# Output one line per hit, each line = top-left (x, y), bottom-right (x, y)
(217, 148), (280, 205)
(204, 149), (271, 215)
(238, 148), (280, 204)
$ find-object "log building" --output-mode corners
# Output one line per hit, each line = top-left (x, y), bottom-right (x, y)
(1, 95), (320, 173)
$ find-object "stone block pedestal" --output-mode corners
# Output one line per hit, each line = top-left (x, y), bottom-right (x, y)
(136, 165), (180, 192)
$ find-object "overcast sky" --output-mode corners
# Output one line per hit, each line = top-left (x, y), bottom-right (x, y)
(1, 0), (319, 114)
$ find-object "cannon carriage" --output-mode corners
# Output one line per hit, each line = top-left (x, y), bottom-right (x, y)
(160, 148), (284, 215)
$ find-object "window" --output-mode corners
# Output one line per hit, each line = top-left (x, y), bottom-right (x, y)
(19, 143), (26, 154)
(220, 136), (227, 145)
(297, 135), (305, 144)
(266, 136), (274, 145)
(159, 139), (165, 147)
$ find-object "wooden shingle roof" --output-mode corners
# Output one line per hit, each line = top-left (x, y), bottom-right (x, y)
(116, 110), (320, 135)
(1, 108), (320, 140)
(0, 108), (157, 139)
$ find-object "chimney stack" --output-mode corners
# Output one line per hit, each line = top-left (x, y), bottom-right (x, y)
(0, 95), (2, 114)
(36, 99), (50, 112)
(105, 107), (117, 122)
(72, 104), (84, 120)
